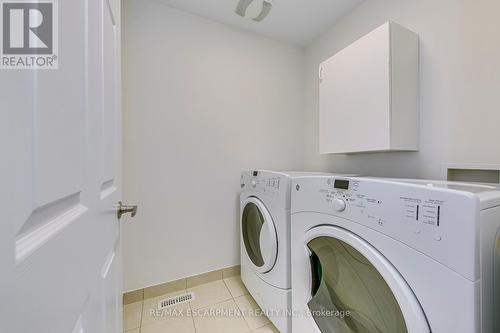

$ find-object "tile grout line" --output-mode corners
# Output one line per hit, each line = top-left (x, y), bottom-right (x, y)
(188, 294), (198, 333)
(223, 276), (250, 299)
(224, 278), (253, 333)
(139, 300), (144, 332)
(222, 278), (232, 297)
(192, 277), (252, 332)
(227, 278), (271, 332)
(187, 279), (232, 311)
(139, 297), (145, 328)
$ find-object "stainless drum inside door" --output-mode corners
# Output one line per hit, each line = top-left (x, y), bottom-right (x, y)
(241, 197), (278, 273)
(304, 226), (430, 333)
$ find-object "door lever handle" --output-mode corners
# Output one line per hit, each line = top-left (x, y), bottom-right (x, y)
(117, 201), (138, 219)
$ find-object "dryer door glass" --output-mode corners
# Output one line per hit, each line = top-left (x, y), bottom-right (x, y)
(242, 202), (265, 267)
(307, 236), (407, 333)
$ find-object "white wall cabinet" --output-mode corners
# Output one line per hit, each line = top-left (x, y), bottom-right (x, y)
(319, 21), (419, 154)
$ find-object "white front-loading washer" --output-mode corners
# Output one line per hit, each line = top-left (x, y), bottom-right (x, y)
(291, 175), (500, 333)
(240, 170), (354, 333)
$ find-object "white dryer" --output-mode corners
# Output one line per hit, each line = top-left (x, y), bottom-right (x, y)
(240, 170), (353, 333)
(291, 176), (500, 333)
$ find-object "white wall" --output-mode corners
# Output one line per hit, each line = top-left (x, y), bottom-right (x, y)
(303, 0), (500, 179)
(122, 0), (304, 291)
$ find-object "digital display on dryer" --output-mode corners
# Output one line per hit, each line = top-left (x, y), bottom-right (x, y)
(334, 179), (349, 190)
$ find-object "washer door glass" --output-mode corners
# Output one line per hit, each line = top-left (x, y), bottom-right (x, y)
(307, 236), (407, 333)
(241, 198), (277, 273)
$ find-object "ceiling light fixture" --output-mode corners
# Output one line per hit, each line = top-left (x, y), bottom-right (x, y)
(235, 0), (273, 22)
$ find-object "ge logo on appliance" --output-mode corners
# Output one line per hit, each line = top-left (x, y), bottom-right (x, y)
(1, 0), (58, 69)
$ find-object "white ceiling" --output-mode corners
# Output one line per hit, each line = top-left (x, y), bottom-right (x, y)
(157, 0), (365, 46)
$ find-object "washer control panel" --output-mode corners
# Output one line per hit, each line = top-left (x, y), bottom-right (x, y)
(292, 176), (479, 281)
(320, 178), (446, 231)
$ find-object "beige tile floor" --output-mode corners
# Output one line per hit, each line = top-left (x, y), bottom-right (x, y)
(124, 276), (280, 333)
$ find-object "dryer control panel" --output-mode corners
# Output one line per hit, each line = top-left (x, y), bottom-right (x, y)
(292, 176), (479, 281)
(240, 170), (295, 210)
(241, 170), (283, 196)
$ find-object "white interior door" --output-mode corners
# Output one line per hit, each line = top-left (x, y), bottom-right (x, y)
(1, 0), (123, 332)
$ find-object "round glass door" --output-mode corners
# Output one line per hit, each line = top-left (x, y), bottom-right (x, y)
(307, 236), (407, 333)
(241, 197), (277, 273)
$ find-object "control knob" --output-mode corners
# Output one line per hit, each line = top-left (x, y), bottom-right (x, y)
(332, 198), (346, 212)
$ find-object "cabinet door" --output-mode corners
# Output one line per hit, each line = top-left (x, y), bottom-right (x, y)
(319, 23), (391, 154)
